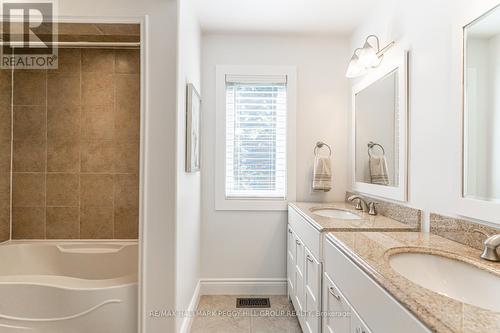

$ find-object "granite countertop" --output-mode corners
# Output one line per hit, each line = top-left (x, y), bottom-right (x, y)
(326, 231), (500, 333)
(289, 202), (418, 232)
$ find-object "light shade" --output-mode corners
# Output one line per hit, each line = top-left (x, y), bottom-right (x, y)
(358, 40), (380, 68)
(345, 53), (367, 78)
(346, 35), (393, 78)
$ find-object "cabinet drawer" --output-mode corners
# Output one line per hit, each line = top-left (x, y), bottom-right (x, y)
(288, 206), (321, 259)
(324, 238), (430, 333)
(323, 272), (350, 333)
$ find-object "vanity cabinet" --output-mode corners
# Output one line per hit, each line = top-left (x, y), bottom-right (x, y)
(287, 207), (322, 333)
(323, 236), (431, 333)
(304, 246), (321, 333)
(322, 272), (351, 333)
(322, 271), (372, 333)
(288, 226), (305, 312)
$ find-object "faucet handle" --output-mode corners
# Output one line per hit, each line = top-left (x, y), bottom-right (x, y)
(473, 229), (500, 262)
(347, 195), (363, 210)
(368, 202), (377, 216)
(352, 199), (363, 210)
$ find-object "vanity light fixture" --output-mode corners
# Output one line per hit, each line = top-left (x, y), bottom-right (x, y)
(346, 35), (395, 78)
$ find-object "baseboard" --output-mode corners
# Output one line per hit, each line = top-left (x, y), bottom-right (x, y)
(199, 278), (287, 295)
(179, 280), (201, 333)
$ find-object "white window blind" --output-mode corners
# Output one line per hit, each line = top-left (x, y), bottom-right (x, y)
(225, 75), (288, 199)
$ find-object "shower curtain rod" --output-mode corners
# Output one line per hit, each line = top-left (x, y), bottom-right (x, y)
(0, 41), (140, 48)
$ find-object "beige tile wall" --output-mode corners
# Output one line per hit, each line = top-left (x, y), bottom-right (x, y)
(0, 69), (11, 242)
(10, 48), (140, 239)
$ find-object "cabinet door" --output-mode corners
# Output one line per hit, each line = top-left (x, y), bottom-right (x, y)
(323, 273), (350, 333)
(304, 248), (321, 333)
(305, 247), (321, 302)
(351, 311), (372, 333)
(287, 226), (296, 298)
(295, 234), (305, 276)
(294, 235), (305, 312)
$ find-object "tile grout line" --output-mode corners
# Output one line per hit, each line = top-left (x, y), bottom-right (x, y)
(112, 49), (116, 239)
(8, 65), (14, 240)
(78, 49), (82, 239)
(44, 69), (48, 239)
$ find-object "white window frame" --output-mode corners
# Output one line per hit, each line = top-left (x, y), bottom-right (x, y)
(215, 65), (297, 211)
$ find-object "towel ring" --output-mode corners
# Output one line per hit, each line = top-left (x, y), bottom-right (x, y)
(314, 141), (332, 157)
(367, 141), (385, 158)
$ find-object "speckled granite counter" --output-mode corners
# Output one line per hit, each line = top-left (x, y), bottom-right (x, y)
(326, 231), (500, 333)
(289, 202), (419, 232)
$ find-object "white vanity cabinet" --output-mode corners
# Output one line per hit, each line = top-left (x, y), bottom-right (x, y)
(287, 207), (322, 333)
(323, 236), (431, 333)
(351, 312), (371, 333)
(322, 272), (351, 333)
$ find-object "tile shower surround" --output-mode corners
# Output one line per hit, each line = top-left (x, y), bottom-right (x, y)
(0, 48), (140, 240)
(0, 67), (10, 241)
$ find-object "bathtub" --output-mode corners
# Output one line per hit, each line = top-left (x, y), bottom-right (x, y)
(0, 241), (138, 333)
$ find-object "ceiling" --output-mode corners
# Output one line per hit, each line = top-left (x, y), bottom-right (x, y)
(192, 0), (380, 35)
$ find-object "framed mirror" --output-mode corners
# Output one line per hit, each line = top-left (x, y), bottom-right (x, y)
(460, 4), (500, 223)
(351, 51), (408, 201)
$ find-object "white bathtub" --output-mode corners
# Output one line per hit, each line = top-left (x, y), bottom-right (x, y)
(0, 241), (138, 333)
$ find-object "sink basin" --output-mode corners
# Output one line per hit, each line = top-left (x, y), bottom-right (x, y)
(310, 208), (362, 220)
(389, 252), (500, 311)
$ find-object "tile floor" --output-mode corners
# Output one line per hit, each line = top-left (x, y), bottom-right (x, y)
(191, 295), (302, 333)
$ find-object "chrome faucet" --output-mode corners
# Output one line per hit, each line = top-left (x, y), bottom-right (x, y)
(367, 202), (377, 216)
(473, 230), (500, 262)
(347, 195), (377, 215)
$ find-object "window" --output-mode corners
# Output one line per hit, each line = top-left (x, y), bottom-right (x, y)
(215, 66), (296, 211)
(225, 75), (287, 199)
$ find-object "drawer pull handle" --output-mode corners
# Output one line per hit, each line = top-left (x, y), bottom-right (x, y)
(296, 240), (301, 245)
(329, 287), (341, 301)
(288, 229), (292, 234)
(306, 255), (314, 262)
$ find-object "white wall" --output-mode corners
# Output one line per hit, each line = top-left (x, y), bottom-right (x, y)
(349, 0), (500, 230)
(201, 34), (350, 280)
(176, 0), (202, 330)
(58, 1), (179, 332)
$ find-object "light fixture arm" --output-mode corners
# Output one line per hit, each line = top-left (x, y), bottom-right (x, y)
(377, 41), (395, 57)
(365, 34), (380, 52)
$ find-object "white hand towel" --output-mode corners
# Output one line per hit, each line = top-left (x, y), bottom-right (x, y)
(312, 156), (332, 192)
(369, 155), (389, 185)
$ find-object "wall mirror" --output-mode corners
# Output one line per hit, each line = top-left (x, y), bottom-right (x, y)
(352, 51), (408, 201)
(461, 4), (500, 223)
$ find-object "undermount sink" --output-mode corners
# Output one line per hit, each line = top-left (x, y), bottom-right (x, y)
(389, 251), (500, 312)
(310, 208), (362, 220)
